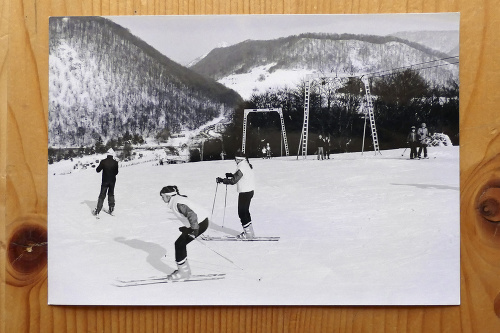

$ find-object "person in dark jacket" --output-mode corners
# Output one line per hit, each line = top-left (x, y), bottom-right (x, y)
(93, 148), (119, 216)
(407, 126), (419, 159)
(317, 135), (325, 160)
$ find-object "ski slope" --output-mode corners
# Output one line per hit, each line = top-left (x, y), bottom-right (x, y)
(48, 146), (459, 306)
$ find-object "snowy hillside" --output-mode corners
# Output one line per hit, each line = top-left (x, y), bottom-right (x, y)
(218, 64), (313, 100)
(48, 17), (242, 147)
(48, 146), (459, 306)
(390, 31), (459, 56)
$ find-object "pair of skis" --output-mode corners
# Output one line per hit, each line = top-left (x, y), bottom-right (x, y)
(115, 273), (226, 287)
(201, 235), (279, 242)
(115, 235), (280, 287)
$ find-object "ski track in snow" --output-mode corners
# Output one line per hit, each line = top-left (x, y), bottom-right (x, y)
(48, 146), (459, 306)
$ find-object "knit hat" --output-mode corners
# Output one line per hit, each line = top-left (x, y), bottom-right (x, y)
(411, 126), (416, 129)
(160, 185), (178, 196)
(106, 148), (115, 157)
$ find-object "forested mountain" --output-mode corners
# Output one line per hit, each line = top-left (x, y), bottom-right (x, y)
(189, 33), (458, 88)
(389, 31), (459, 56)
(49, 17), (243, 147)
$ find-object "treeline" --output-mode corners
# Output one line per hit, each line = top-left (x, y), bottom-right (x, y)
(48, 132), (145, 164)
(218, 69), (459, 158)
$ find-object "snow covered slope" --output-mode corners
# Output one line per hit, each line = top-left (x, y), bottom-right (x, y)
(217, 64), (313, 100)
(190, 33), (459, 101)
(48, 146), (459, 306)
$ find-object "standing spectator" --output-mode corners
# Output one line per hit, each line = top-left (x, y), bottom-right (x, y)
(325, 136), (331, 159)
(93, 148), (119, 216)
(417, 123), (430, 159)
(407, 126), (418, 159)
(265, 143), (272, 159)
(317, 135), (325, 160)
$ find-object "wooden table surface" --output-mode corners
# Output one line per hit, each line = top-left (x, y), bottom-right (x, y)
(3, 0), (500, 332)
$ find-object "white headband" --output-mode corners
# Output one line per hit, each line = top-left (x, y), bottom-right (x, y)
(162, 190), (177, 196)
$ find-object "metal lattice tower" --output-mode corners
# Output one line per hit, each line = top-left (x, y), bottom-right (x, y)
(361, 76), (381, 155)
(299, 80), (311, 158)
(298, 74), (346, 158)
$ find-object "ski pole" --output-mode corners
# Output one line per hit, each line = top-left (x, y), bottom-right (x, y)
(171, 216), (242, 269)
(222, 185), (228, 228)
(195, 238), (243, 270)
(401, 147), (408, 156)
(210, 182), (219, 220)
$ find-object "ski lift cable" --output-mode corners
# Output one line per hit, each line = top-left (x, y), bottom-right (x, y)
(369, 61), (459, 79)
(360, 56), (459, 78)
(365, 56), (459, 76)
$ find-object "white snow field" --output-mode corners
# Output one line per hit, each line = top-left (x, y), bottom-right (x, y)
(48, 146), (459, 306)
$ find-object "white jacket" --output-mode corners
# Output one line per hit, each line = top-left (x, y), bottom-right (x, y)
(223, 159), (255, 193)
(235, 160), (255, 193)
(167, 195), (209, 229)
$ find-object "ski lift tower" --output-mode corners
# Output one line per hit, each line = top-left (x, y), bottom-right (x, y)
(360, 75), (381, 155)
(297, 73), (381, 158)
(242, 108), (289, 156)
(297, 73), (345, 159)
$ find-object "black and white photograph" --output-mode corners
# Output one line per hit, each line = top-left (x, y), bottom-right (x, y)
(48, 13), (460, 306)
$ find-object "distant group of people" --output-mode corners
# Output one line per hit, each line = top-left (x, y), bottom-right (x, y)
(92, 147), (255, 281)
(407, 123), (431, 159)
(316, 135), (331, 160)
(261, 143), (272, 159)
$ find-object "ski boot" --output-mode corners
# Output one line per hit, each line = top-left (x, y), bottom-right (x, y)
(109, 206), (114, 215)
(92, 208), (99, 216)
(237, 224), (255, 239)
(167, 259), (191, 281)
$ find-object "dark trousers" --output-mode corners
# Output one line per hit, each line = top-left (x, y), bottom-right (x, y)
(409, 143), (418, 159)
(418, 144), (428, 158)
(238, 191), (254, 227)
(174, 218), (209, 262)
(96, 181), (116, 213)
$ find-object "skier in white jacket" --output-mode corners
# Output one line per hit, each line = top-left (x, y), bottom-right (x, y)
(216, 150), (256, 239)
(160, 185), (209, 280)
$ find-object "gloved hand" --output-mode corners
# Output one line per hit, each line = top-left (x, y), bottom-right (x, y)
(188, 228), (199, 239)
(216, 177), (224, 184)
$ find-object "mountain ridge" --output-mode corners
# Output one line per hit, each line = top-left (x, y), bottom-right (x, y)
(189, 32), (458, 99)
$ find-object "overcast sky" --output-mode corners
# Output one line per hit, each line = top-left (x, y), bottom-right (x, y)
(108, 13), (459, 66)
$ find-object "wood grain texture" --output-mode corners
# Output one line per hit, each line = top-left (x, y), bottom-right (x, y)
(1, 0), (7, 331)
(3, 0), (500, 332)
